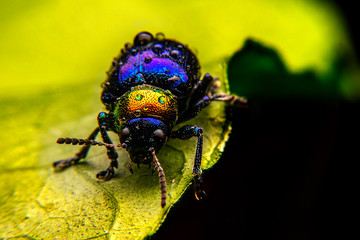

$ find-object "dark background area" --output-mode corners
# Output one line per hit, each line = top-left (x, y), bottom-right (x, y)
(154, 1), (359, 239)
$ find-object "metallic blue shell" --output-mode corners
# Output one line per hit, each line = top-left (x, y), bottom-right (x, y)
(101, 32), (201, 114)
(119, 49), (188, 92)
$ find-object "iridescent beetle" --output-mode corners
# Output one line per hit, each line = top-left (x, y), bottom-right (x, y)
(54, 32), (247, 207)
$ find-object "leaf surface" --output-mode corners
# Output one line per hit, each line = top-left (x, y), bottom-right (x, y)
(0, 66), (230, 239)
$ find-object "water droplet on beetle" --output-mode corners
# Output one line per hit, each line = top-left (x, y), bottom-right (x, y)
(153, 43), (163, 52)
(135, 73), (145, 83)
(134, 32), (154, 46)
(170, 50), (180, 58)
(112, 58), (117, 66)
(168, 75), (180, 82)
(124, 42), (132, 50)
(144, 56), (152, 63)
(156, 32), (165, 41)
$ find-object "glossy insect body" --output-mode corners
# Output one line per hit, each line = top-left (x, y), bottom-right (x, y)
(54, 32), (247, 208)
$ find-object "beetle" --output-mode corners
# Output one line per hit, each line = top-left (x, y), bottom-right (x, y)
(53, 32), (247, 207)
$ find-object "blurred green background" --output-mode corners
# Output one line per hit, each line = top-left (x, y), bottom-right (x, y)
(0, 0), (357, 99)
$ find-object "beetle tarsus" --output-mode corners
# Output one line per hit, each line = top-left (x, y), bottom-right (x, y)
(194, 174), (207, 200)
(53, 156), (81, 169)
(96, 166), (115, 181)
(128, 161), (134, 174)
(211, 94), (248, 108)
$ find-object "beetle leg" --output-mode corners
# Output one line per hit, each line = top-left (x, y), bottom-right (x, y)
(188, 73), (222, 107)
(53, 127), (100, 169)
(96, 112), (119, 181)
(171, 125), (207, 200)
(211, 94), (248, 107)
(182, 93), (248, 121)
(179, 73), (247, 122)
(128, 161), (134, 174)
(193, 73), (215, 98)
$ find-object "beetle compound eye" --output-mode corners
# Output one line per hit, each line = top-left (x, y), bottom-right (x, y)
(151, 129), (167, 151)
(120, 127), (130, 143)
(153, 129), (166, 142)
(133, 32), (154, 46)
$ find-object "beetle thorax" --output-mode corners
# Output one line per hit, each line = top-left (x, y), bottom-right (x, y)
(114, 84), (178, 128)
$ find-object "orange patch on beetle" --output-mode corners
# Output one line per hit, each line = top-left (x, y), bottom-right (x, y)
(116, 84), (178, 126)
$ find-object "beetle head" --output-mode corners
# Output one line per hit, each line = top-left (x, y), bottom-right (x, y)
(120, 118), (169, 164)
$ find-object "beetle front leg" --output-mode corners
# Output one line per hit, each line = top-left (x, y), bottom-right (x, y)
(171, 125), (206, 200)
(53, 127), (100, 169)
(96, 112), (119, 181)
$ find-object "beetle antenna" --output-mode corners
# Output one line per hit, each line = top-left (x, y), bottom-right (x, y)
(56, 137), (125, 148)
(151, 148), (167, 208)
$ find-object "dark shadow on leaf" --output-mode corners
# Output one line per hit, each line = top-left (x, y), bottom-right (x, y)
(227, 39), (345, 100)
